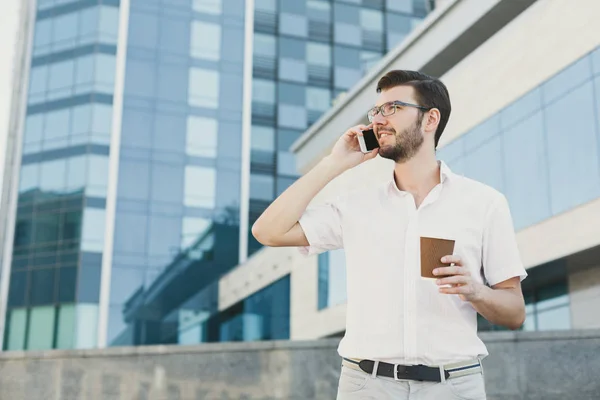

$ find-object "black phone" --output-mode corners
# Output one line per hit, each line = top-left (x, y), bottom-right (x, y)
(358, 129), (380, 153)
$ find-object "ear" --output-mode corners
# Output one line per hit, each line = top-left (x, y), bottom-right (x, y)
(423, 108), (441, 134)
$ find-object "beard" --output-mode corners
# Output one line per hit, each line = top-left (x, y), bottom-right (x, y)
(377, 118), (424, 163)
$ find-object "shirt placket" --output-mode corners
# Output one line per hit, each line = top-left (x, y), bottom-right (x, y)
(403, 196), (419, 364)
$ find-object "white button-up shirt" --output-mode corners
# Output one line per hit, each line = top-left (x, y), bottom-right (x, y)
(299, 161), (527, 365)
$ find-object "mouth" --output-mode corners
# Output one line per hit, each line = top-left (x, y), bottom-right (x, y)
(378, 131), (395, 141)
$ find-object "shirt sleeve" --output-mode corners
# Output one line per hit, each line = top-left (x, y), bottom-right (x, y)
(297, 198), (344, 256)
(482, 195), (528, 286)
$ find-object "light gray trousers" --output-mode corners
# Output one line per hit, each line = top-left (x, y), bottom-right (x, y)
(336, 364), (487, 400)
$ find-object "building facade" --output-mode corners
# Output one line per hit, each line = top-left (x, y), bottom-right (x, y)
(218, 0), (600, 341)
(1, 0), (433, 350)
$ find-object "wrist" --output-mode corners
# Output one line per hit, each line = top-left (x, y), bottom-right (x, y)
(468, 283), (489, 304)
(320, 155), (350, 177)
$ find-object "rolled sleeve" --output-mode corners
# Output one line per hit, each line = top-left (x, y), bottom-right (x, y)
(482, 195), (528, 286)
(298, 199), (343, 256)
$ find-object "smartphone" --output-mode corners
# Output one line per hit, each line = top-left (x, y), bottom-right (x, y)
(358, 129), (380, 153)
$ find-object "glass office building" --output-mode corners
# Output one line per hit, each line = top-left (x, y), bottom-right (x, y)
(1, 0), (432, 350)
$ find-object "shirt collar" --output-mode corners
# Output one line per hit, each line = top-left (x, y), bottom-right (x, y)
(388, 160), (453, 195)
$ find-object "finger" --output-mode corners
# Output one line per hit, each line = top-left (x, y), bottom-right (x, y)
(441, 255), (462, 265)
(363, 148), (379, 160)
(436, 275), (468, 286)
(357, 124), (371, 131)
(433, 266), (466, 276)
(439, 285), (469, 295)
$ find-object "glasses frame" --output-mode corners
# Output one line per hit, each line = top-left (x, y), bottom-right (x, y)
(367, 100), (431, 122)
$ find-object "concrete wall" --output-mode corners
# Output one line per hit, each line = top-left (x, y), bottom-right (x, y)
(0, 331), (599, 400)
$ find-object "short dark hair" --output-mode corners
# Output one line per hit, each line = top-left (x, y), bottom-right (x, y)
(376, 70), (451, 148)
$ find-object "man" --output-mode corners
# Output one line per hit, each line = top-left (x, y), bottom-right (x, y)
(252, 70), (527, 399)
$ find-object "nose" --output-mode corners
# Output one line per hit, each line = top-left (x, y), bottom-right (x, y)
(371, 112), (388, 126)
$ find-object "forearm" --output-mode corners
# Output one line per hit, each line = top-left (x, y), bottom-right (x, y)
(252, 155), (345, 240)
(471, 286), (525, 330)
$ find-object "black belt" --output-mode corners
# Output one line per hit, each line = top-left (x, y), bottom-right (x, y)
(344, 358), (450, 382)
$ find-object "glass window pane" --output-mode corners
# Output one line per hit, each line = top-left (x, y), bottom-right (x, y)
(75, 304), (98, 349)
(29, 65), (48, 101)
(75, 55), (94, 93)
(91, 104), (113, 143)
(72, 105), (91, 135)
(87, 155), (109, 197)
(24, 114), (44, 146)
(40, 159), (67, 192)
(251, 125), (274, 151)
(52, 12), (78, 51)
(279, 37), (306, 60)
(545, 82), (600, 214)
(386, 0), (412, 14)
(189, 68), (219, 108)
(186, 116), (218, 158)
(536, 306), (570, 331)
(8, 271), (27, 307)
(254, 34), (276, 57)
(280, 13), (307, 38)
(277, 151), (298, 176)
(94, 54), (116, 93)
(81, 208), (106, 252)
(30, 269), (55, 305)
(58, 266), (77, 302)
(35, 212), (60, 244)
(191, 21), (221, 61)
(193, 0), (222, 14)
(252, 79), (275, 104)
(6, 309), (27, 351)
(307, 43), (331, 67)
(502, 111), (551, 230)
(306, 87), (331, 111)
(255, 0), (276, 12)
(360, 9), (383, 31)
(66, 155), (87, 192)
(250, 173), (274, 201)
(19, 164), (39, 194)
(48, 60), (75, 99)
(184, 166), (216, 208)
(44, 109), (71, 149)
(34, 19), (52, 54)
(464, 136), (504, 193)
(98, 6), (120, 44)
(27, 306), (56, 350)
(79, 8), (99, 45)
(182, 217), (212, 249)
(542, 57), (592, 104)
(278, 105), (306, 130)
(56, 305), (76, 349)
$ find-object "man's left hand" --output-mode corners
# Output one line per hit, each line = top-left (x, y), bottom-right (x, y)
(433, 255), (485, 302)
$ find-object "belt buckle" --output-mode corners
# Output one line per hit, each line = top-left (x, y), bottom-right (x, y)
(393, 364), (405, 381)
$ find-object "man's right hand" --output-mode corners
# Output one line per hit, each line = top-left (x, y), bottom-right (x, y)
(329, 124), (379, 171)
(252, 124), (378, 247)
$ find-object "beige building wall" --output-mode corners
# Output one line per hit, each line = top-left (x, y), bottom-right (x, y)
(219, 0), (600, 339)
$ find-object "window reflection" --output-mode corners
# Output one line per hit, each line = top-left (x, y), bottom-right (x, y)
(181, 217), (212, 249)
(318, 249), (347, 310)
(190, 21), (221, 61)
(81, 208), (106, 252)
(40, 159), (67, 192)
(251, 125), (275, 152)
(189, 68), (219, 109)
(193, 0), (222, 15)
(184, 166), (216, 208)
(186, 116), (218, 158)
(250, 173), (274, 201)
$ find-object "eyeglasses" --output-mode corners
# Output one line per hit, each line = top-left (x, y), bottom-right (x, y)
(367, 100), (431, 122)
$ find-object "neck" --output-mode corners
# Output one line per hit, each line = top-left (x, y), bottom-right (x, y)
(393, 149), (440, 198)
